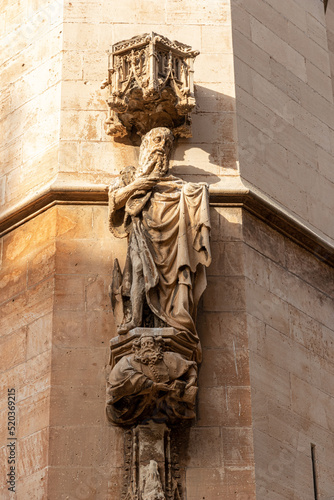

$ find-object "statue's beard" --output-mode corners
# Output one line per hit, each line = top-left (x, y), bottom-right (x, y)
(138, 150), (169, 178)
(135, 348), (163, 365)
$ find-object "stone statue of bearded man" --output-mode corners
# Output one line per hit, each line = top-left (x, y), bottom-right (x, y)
(106, 333), (197, 426)
(109, 127), (211, 363)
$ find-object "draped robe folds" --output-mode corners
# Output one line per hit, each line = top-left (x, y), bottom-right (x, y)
(109, 176), (211, 362)
(107, 351), (197, 425)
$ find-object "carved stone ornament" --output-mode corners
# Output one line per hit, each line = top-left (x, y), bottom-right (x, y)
(105, 80), (210, 497)
(122, 422), (182, 500)
(101, 33), (199, 139)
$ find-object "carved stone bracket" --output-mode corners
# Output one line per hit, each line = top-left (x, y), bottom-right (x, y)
(101, 33), (199, 139)
(106, 329), (198, 428)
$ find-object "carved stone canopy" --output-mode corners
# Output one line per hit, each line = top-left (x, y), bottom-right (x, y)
(101, 32), (199, 139)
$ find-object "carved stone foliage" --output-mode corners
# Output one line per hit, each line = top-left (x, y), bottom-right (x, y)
(101, 33), (199, 139)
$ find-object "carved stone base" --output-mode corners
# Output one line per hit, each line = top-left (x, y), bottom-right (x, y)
(109, 327), (197, 369)
(122, 421), (181, 500)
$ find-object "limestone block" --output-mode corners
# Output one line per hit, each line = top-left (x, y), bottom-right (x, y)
(232, 28), (271, 80)
(165, 0), (231, 26)
(289, 306), (323, 358)
(27, 313), (53, 359)
(51, 346), (107, 387)
(294, 0), (325, 22)
(285, 239), (334, 297)
(231, 3), (251, 38)
(62, 50), (83, 80)
(307, 12), (329, 50)
(287, 21), (331, 76)
(243, 213), (286, 266)
(53, 309), (113, 348)
(291, 374), (334, 433)
(250, 353), (291, 407)
(60, 110), (103, 141)
(250, 17), (307, 81)
(237, 0), (289, 42)
(49, 385), (106, 427)
(259, 0), (307, 32)
(222, 427), (254, 467)
(61, 80), (106, 111)
(195, 53), (235, 84)
(197, 386), (252, 427)
(15, 468), (48, 500)
(201, 25), (233, 54)
(1, 329), (26, 379)
(187, 427), (222, 467)
(269, 58), (301, 103)
(17, 428), (49, 478)
(204, 276), (246, 312)
(18, 390), (50, 439)
(317, 145), (334, 184)
(198, 311), (248, 350)
(199, 348), (250, 387)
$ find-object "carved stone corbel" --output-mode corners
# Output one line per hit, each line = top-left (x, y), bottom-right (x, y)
(101, 33), (199, 139)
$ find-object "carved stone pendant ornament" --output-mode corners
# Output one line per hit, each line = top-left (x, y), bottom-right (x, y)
(122, 422), (182, 500)
(105, 36), (209, 499)
(101, 33), (199, 138)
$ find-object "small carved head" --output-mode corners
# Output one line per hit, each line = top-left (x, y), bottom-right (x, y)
(133, 334), (165, 364)
(137, 127), (174, 178)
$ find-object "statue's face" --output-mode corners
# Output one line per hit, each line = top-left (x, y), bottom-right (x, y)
(140, 336), (155, 352)
(137, 127), (174, 177)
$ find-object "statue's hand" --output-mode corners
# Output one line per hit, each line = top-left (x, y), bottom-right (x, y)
(185, 372), (197, 389)
(153, 382), (170, 392)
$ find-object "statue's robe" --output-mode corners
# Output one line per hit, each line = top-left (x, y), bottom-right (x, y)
(109, 176), (211, 362)
(107, 351), (197, 425)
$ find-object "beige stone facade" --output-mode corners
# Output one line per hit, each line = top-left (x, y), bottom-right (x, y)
(1, 0), (334, 499)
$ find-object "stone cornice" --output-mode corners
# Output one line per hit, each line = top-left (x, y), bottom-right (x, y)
(1, 181), (333, 267)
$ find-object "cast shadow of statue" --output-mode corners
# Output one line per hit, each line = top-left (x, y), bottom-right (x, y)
(170, 84), (237, 185)
(113, 85), (237, 188)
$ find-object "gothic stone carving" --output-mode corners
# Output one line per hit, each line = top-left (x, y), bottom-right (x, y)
(108, 127), (211, 365)
(101, 33), (199, 139)
(106, 332), (197, 427)
(122, 422), (182, 500)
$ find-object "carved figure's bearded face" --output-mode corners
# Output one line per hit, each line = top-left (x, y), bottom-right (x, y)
(134, 335), (164, 365)
(137, 127), (174, 178)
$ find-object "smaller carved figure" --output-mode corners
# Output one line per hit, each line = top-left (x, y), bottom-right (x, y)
(106, 334), (197, 426)
(141, 460), (165, 500)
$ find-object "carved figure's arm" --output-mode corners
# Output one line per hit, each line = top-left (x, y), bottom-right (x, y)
(110, 177), (159, 210)
(184, 365), (197, 389)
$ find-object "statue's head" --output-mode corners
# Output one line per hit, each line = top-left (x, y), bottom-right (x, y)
(133, 334), (165, 365)
(137, 127), (174, 178)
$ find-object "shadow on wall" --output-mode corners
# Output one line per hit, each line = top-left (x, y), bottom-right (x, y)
(112, 84), (238, 186)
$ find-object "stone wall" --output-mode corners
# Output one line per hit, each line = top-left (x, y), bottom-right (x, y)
(244, 211), (334, 499)
(232, 0), (334, 242)
(1, 0), (334, 498)
(0, 209), (56, 498)
(0, 0), (63, 214)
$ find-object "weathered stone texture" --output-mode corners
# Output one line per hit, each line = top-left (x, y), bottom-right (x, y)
(232, 0), (334, 242)
(244, 211), (334, 500)
(0, 209), (56, 498)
